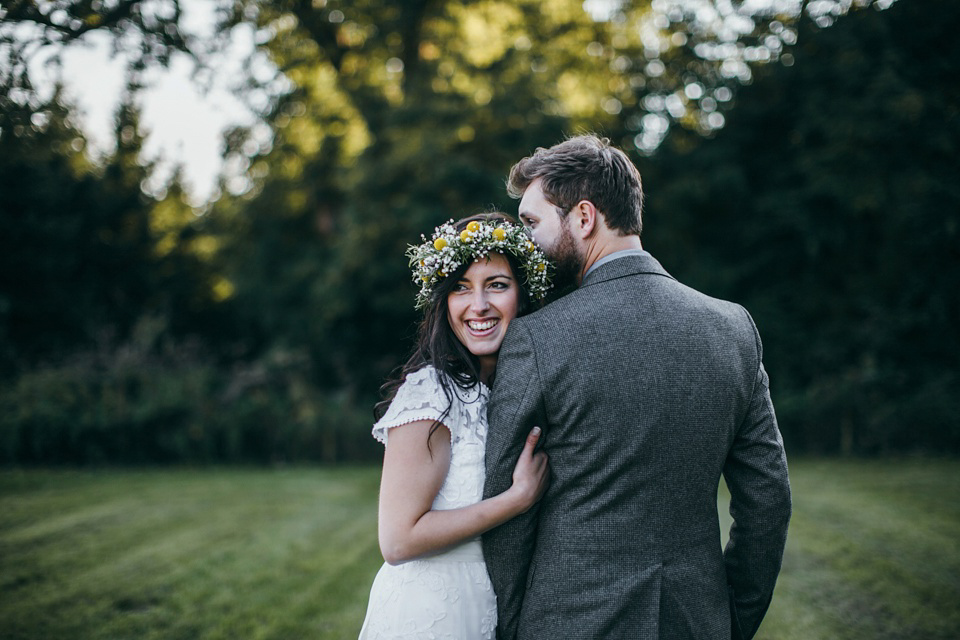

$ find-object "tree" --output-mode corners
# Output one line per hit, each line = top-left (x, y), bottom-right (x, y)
(1, 0), (190, 101)
(644, 0), (960, 453)
(212, 0), (607, 395)
(1, 1), (236, 371)
(211, 0), (815, 392)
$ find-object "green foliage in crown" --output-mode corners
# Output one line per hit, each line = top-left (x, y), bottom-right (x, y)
(407, 219), (552, 310)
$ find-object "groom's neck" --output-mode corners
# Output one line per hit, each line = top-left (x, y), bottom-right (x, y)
(579, 233), (644, 283)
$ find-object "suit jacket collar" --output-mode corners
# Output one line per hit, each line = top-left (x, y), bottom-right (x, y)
(580, 252), (675, 288)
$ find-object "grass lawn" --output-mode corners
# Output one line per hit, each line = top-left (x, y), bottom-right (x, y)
(1, 459), (958, 639)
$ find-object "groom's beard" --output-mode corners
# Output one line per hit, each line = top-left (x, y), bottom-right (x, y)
(544, 221), (585, 298)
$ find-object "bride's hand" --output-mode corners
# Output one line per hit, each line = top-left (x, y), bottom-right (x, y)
(509, 427), (550, 514)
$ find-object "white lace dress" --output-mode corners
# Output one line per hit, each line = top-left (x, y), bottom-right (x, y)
(358, 365), (497, 640)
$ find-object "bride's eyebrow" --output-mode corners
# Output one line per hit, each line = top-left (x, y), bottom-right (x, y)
(486, 273), (513, 282)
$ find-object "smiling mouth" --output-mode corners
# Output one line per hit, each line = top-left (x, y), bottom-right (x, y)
(467, 319), (499, 333)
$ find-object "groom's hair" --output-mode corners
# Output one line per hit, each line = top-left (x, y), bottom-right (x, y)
(507, 134), (643, 237)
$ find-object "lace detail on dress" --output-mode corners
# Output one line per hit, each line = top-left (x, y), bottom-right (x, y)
(373, 367), (488, 444)
(372, 366), (452, 446)
(371, 366), (490, 511)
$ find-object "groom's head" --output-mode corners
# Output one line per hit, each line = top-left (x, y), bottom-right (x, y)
(508, 135), (644, 290)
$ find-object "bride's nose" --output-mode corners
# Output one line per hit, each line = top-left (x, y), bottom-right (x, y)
(469, 290), (491, 314)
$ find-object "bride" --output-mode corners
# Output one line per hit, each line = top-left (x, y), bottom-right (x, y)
(358, 212), (552, 639)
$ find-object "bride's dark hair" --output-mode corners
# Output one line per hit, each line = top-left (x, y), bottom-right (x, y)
(374, 212), (536, 442)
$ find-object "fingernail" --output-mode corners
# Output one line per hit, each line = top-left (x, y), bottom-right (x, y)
(532, 427), (541, 436)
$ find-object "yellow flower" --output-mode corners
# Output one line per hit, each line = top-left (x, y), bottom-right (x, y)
(422, 275), (430, 282)
(466, 221), (480, 233)
(438, 270), (446, 277)
(527, 241), (536, 252)
(460, 230), (471, 242)
(536, 262), (546, 272)
(433, 237), (448, 251)
(492, 227), (506, 241)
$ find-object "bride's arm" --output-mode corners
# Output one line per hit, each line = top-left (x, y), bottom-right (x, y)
(378, 420), (547, 565)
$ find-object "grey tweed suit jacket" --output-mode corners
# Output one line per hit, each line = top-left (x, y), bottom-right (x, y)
(481, 253), (791, 640)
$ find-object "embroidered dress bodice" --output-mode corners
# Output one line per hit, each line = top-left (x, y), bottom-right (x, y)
(360, 365), (497, 640)
(372, 365), (490, 512)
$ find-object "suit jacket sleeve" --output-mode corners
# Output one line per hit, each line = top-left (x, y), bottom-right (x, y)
(723, 312), (792, 640)
(482, 320), (545, 640)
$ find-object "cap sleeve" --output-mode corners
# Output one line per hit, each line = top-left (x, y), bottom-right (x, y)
(372, 366), (452, 446)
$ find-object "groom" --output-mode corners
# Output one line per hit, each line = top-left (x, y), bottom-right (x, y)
(481, 135), (791, 640)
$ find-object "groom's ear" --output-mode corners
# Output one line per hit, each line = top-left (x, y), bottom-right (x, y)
(572, 200), (599, 239)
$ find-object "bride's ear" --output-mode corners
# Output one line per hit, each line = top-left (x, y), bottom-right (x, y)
(572, 200), (599, 239)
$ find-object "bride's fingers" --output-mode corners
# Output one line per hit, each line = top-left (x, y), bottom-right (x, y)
(530, 452), (548, 473)
(522, 426), (542, 457)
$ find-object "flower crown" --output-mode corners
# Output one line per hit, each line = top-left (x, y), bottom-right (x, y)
(407, 219), (552, 310)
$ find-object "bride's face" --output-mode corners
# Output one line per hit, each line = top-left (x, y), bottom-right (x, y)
(447, 253), (520, 366)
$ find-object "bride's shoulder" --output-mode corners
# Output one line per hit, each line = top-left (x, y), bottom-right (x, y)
(373, 366), (450, 445)
(404, 363), (438, 380)
(385, 366), (447, 408)
(399, 364), (445, 391)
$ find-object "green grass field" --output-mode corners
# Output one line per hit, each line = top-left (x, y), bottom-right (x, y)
(1, 459), (958, 639)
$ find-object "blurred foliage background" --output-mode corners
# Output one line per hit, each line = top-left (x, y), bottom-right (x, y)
(0, 0), (957, 464)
